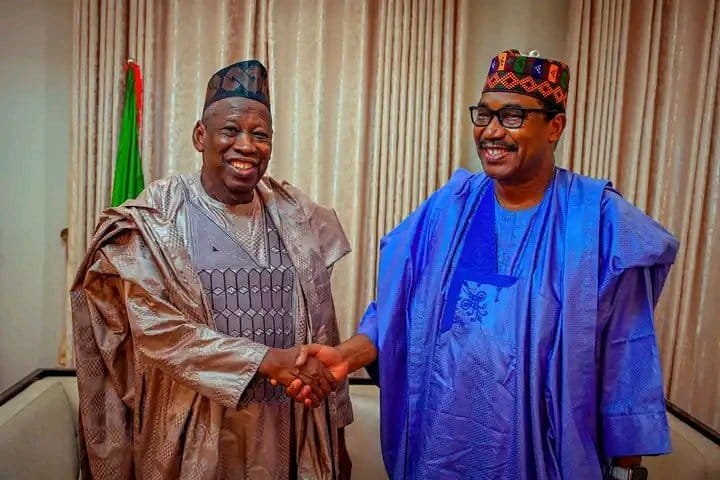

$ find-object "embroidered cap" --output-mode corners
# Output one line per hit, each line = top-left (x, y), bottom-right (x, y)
(482, 49), (570, 112)
(203, 59), (271, 112)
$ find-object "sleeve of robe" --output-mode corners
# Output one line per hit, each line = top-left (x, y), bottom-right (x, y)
(277, 179), (351, 270)
(596, 187), (677, 458)
(308, 203), (351, 270)
(85, 230), (270, 410)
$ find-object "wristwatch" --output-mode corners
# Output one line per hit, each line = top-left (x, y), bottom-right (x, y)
(606, 465), (649, 480)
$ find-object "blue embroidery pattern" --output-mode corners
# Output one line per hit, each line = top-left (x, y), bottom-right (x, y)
(455, 281), (489, 323)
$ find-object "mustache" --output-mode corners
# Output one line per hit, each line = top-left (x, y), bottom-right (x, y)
(478, 141), (518, 151)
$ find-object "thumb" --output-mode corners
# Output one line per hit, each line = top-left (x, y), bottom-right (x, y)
(295, 343), (323, 366)
(295, 345), (308, 366)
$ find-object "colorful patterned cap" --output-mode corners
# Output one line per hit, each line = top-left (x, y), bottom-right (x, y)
(482, 50), (570, 112)
(204, 59), (271, 111)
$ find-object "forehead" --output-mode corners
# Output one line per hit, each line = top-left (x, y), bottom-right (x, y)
(206, 97), (271, 123)
(478, 91), (544, 109)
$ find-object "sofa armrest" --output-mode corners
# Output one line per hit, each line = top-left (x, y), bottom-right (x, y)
(0, 375), (79, 480)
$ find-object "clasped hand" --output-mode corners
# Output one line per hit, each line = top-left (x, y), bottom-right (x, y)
(262, 345), (349, 408)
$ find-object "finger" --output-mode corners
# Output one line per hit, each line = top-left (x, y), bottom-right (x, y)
(307, 392), (321, 407)
(301, 384), (313, 398)
(311, 394), (323, 408)
(319, 362), (338, 394)
(294, 379), (323, 407)
(295, 345), (308, 367)
(294, 384), (318, 408)
(303, 359), (333, 395)
(270, 378), (278, 386)
(292, 384), (313, 403)
(296, 370), (326, 399)
(321, 364), (338, 390)
(316, 374), (332, 397)
(285, 378), (303, 397)
(292, 381), (320, 406)
(308, 380), (325, 399)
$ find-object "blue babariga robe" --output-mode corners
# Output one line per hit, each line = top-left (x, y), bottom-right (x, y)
(358, 168), (678, 479)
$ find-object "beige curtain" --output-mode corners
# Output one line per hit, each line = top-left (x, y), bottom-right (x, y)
(70, 0), (718, 431)
(60, 0), (575, 366)
(565, 0), (720, 431)
(63, 0), (469, 361)
(62, 0), (132, 366)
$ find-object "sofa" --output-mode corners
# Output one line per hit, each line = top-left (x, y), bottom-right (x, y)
(1, 370), (718, 479)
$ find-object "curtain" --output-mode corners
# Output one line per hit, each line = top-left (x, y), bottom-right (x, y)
(67, 0), (719, 432)
(565, 0), (720, 431)
(62, 0), (471, 361)
(65, 0), (571, 357)
(62, 0), (133, 366)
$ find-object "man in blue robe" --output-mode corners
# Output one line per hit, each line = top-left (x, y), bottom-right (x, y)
(287, 49), (678, 479)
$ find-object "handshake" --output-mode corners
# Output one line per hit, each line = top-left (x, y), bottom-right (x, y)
(259, 344), (350, 408)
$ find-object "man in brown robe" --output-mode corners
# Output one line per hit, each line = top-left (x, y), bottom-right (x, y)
(70, 60), (352, 480)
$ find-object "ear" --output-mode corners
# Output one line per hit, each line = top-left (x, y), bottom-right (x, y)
(192, 120), (206, 153)
(548, 113), (567, 143)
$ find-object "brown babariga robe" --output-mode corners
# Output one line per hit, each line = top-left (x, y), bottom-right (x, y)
(70, 174), (353, 480)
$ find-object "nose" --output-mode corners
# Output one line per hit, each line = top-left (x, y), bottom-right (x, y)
(481, 116), (505, 141)
(233, 132), (257, 154)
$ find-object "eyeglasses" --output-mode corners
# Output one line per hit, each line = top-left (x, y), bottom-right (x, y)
(468, 105), (559, 129)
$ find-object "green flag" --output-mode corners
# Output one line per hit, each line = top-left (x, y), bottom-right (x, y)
(111, 61), (145, 207)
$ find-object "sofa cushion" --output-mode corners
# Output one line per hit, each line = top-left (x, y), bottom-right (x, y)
(645, 414), (720, 480)
(0, 380), (78, 480)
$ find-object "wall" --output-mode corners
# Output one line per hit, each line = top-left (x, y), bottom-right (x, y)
(0, 0), (73, 390)
(458, 0), (570, 170)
